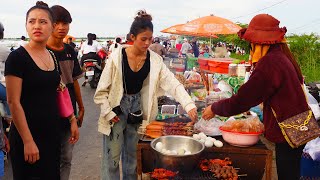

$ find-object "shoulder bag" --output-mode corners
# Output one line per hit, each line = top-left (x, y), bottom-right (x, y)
(272, 85), (320, 148)
(50, 50), (74, 118)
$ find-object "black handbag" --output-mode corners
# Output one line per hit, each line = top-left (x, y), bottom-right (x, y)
(122, 59), (143, 125)
(127, 110), (143, 124)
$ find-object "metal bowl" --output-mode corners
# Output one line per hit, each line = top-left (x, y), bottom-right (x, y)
(150, 135), (204, 172)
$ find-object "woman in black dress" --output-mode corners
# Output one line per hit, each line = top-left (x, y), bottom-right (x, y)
(5, 2), (79, 179)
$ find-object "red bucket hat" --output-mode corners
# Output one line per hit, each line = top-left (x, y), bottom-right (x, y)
(238, 14), (287, 44)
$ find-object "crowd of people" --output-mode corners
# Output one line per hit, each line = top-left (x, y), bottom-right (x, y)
(0, 1), (319, 180)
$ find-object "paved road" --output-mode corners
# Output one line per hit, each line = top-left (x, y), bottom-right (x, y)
(69, 80), (102, 180)
(4, 78), (103, 180)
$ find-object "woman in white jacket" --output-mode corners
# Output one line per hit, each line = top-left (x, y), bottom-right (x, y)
(94, 10), (197, 180)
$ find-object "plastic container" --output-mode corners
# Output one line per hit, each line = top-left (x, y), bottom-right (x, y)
(207, 58), (232, 74)
(175, 64), (185, 74)
(161, 105), (176, 115)
(219, 127), (263, 147)
(199, 65), (209, 70)
(228, 64), (237, 77)
(237, 64), (246, 77)
(198, 58), (208, 66)
(245, 64), (251, 72)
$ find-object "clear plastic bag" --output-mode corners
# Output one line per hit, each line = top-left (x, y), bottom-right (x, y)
(194, 118), (225, 136)
(307, 92), (320, 120)
(303, 137), (320, 161)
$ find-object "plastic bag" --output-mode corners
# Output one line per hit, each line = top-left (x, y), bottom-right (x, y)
(303, 137), (320, 161)
(304, 84), (320, 120)
(221, 116), (264, 133)
(307, 92), (320, 120)
(194, 118), (225, 136)
(186, 71), (201, 82)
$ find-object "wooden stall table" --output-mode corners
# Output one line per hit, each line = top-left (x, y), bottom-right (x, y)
(137, 136), (272, 180)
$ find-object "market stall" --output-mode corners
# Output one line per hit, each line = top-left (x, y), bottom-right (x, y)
(135, 54), (271, 179)
(137, 137), (272, 180)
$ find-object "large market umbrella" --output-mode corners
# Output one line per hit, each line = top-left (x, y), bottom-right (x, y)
(161, 24), (185, 35)
(161, 24), (218, 38)
(180, 14), (241, 35)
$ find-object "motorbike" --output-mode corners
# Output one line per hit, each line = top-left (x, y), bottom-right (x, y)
(82, 49), (107, 89)
(83, 59), (102, 89)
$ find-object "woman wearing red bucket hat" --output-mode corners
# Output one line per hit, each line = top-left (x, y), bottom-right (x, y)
(202, 14), (307, 180)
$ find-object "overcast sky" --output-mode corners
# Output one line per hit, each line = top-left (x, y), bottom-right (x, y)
(1, 0), (320, 38)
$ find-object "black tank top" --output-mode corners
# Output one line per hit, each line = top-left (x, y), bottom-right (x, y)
(122, 48), (150, 94)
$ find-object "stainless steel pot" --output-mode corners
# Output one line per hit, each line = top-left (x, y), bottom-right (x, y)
(150, 135), (204, 172)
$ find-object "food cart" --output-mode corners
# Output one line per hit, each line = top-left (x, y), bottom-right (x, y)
(136, 55), (272, 179)
(137, 137), (272, 180)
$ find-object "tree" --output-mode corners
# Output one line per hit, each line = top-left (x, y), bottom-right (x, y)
(288, 33), (320, 82)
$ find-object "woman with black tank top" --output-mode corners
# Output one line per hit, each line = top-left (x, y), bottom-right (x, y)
(94, 10), (198, 180)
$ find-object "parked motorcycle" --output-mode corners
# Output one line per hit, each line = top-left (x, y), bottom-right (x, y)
(83, 59), (102, 89)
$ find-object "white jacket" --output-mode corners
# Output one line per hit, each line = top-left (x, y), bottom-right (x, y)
(94, 47), (196, 136)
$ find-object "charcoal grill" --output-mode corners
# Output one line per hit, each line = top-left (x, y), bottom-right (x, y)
(137, 137), (273, 180)
(149, 169), (246, 180)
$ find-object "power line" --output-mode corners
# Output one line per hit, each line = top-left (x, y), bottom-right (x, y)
(291, 19), (320, 32)
(231, 0), (288, 20)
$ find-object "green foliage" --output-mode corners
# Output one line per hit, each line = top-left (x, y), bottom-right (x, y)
(287, 33), (320, 83)
(224, 34), (250, 53)
(229, 53), (250, 61)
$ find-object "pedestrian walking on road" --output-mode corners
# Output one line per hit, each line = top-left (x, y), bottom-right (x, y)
(47, 4), (83, 180)
(94, 10), (197, 180)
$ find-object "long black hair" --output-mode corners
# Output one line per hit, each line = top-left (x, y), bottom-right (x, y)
(87, 33), (93, 46)
(115, 37), (121, 48)
(26, 1), (55, 23)
(0, 22), (4, 39)
(129, 10), (153, 37)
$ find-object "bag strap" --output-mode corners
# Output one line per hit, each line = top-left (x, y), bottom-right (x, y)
(121, 49), (143, 115)
(122, 55), (128, 95)
(271, 85), (308, 118)
(271, 84), (312, 128)
(48, 50), (66, 90)
(48, 50), (59, 73)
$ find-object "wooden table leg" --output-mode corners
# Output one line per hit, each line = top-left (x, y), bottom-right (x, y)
(265, 150), (273, 180)
(137, 144), (142, 180)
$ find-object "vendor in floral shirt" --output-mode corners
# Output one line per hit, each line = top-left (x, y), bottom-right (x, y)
(202, 14), (308, 180)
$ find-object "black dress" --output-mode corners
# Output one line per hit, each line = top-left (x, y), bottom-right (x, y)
(5, 47), (61, 180)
